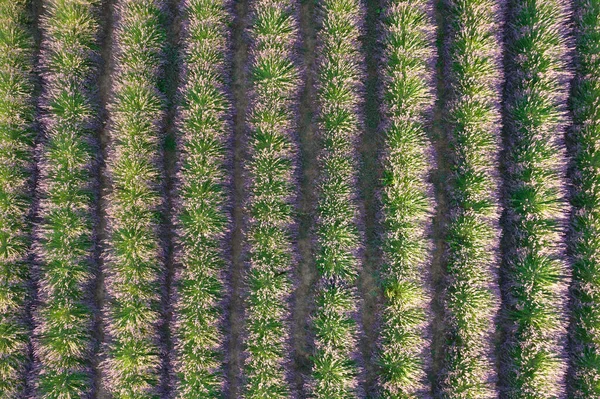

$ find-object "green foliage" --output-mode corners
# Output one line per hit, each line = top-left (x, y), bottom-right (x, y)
(377, 0), (435, 396)
(567, 0), (600, 397)
(502, 0), (571, 396)
(171, 0), (231, 397)
(440, 0), (503, 396)
(101, 1), (166, 398)
(0, 0), (35, 397)
(310, 0), (364, 396)
(243, 0), (300, 397)
(33, 0), (101, 397)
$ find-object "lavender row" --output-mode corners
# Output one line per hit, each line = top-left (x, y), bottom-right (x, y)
(169, 0), (233, 396)
(375, 0), (437, 395)
(241, 0), (301, 396)
(100, 0), (168, 397)
(31, 0), (103, 397)
(567, 0), (600, 396)
(308, 0), (366, 395)
(500, 0), (572, 394)
(0, 1), (36, 396)
(437, 0), (504, 394)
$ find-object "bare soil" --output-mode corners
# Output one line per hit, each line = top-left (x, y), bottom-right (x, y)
(158, 0), (182, 396)
(24, 0), (44, 396)
(358, 0), (385, 395)
(291, 0), (319, 395)
(429, 0), (453, 395)
(225, 0), (250, 396)
(92, 0), (114, 397)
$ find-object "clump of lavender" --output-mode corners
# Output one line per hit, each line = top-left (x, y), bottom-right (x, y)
(568, 0), (600, 396)
(31, 0), (102, 397)
(170, 0), (231, 396)
(242, 0), (301, 396)
(0, 1), (36, 397)
(308, 0), (365, 396)
(438, 0), (504, 395)
(375, 0), (436, 395)
(100, 0), (167, 397)
(501, 0), (572, 395)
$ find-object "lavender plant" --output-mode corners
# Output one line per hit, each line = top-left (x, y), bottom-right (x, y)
(376, 0), (436, 396)
(0, 1), (36, 397)
(32, 0), (102, 397)
(309, 0), (365, 396)
(170, 0), (231, 396)
(568, 0), (600, 396)
(100, 0), (167, 397)
(241, 0), (301, 396)
(438, 0), (504, 395)
(501, 0), (572, 395)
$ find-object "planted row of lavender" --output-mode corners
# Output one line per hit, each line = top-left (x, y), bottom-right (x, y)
(32, 0), (102, 397)
(241, 0), (301, 396)
(375, 0), (436, 395)
(0, 1), (36, 397)
(1, 0), (600, 397)
(309, 0), (366, 395)
(501, 0), (572, 394)
(568, 0), (600, 396)
(438, 0), (504, 394)
(169, 0), (232, 396)
(100, 0), (168, 397)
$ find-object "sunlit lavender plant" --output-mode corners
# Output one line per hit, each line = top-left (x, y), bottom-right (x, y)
(32, 0), (102, 397)
(170, 0), (232, 396)
(309, 0), (366, 396)
(501, 0), (572, 395)
(375, 0), (436, 395)
(101, 0), (168, 397)
(0, 1), (36, 397)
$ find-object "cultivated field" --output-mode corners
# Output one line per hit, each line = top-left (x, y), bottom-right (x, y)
(0, 0), (598, 398)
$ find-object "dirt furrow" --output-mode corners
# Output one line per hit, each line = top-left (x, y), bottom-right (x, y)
(226, 0), (250, 396)
(92, 0), (115, 397)
(292, 0), (319, 396)
(159, 0), (182, 395)
(429, 0), (451, 394)
(358, 0), (384, 394)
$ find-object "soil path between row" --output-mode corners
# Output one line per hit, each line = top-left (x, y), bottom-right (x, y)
(92, 0), (114, 396)
(226, 0), (250, 396)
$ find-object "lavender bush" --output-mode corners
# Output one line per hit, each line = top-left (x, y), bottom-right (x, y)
(170, 0), (232, 396)
(501, 0), (572, 394)
(0, 1), (36, 396)
(100, 0), (168, 397)
(32, 0), (102, 397)
(375, 0), (436, 395)
(438, 0), (504, 395)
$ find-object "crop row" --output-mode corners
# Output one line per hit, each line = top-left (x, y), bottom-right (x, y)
(242, 0), (300, 396)
(501, 0), (572, 395)
(0, 1), (36, 397)
(309, 0), (365, 396)
(376, 0), (436, 395)
(569, 0), (600, 396)
(32, 0), (102, 397)
(100, 0), (168, 397)
(169, 0), (232, 397)
(439, 0), (504, 395)
(0, 0), (599, 398)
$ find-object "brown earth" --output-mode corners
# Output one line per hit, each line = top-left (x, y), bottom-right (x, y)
(291, 0), (319, 396)
(225, 0), (250, 396)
